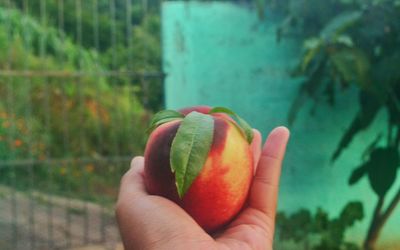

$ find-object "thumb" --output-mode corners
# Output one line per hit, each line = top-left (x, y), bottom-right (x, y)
(118, 156), (148, 200)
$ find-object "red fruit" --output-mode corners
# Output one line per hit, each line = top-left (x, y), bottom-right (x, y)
(144, 106), (253, 232)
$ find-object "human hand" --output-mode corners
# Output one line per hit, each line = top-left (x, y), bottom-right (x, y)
(116, 126), (290, 250)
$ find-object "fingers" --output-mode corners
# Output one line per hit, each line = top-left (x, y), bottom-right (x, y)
(249, 126), (290, 219)
(118, 156), (147, 200)
(251, 129), (262, 173)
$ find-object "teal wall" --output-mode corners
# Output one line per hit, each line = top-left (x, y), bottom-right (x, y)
(162, 2), (399, 248)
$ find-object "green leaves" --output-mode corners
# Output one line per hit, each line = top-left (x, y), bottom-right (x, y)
(331, 91), (382, 161)
(330, 48), (371, 89)
(170, 112), (214, 198)
(147, 110), (184, 133)
(276, 201), (364, 249)
(208, 107), (254, 144)
(321, 11), (362, 40)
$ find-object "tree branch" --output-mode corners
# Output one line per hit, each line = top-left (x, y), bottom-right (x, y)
(363, 196), (384, 250)
(363, 187), (400, 250)
(380, 187), (400, 232)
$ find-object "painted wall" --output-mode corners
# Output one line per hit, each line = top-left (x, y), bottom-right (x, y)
(162, 2), (399, 249)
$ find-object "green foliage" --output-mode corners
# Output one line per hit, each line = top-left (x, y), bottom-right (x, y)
(279, 0), (400, 193)
(350, 147), (399, 197)
(0, 6), (148, 158)
(277, 0), (400, 247)
(0, 3), (161, 202)
(0, 6), (106, 81)
(276, 202), (364, 250)
(0, 107), (45, 161)
(0, 0), (163, 110)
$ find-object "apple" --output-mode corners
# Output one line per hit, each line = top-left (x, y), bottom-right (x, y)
(143, 106), (253, 232)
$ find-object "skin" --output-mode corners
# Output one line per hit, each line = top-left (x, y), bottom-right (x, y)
(116, 126), (290, 250)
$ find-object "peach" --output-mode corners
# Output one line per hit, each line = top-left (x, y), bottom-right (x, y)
(144, 107), (253, 232)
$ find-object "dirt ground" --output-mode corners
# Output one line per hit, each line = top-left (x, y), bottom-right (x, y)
(0, 185), (122, 250)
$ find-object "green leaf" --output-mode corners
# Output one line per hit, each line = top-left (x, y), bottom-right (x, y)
(147, 110), (184, 134)
(208, 107), (253, 144)
(304, 37), (322, 50)
(301, 37), (325, 73)
(331, 91), (381, 161)
(288, 57), (326, 125)
(330, 48), (370, 89)
(348, 164), (367, 185)
(321, 11), (362, 40)
(339, 201), (364, 227)
(335, 35), (354, 47)
(367, 147), (399, 197)
(170, 111), (214, 198)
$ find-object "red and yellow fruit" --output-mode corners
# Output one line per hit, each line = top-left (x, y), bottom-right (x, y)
(144, 106), (253, 232)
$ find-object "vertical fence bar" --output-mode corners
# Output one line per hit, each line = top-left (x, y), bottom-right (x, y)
(126, 0), (133, 74)
(109, 0), (121, 159)
(92, 0), (107, 243)
(39, 0), (54, 248)
(141, 0), (150, 110)
(57, 0), (73, 248)
(4, 0), (18, 248)
(75, 0), (90, 245)
(143, 0), (148, 14)
(125, 0), (136, 156)
(21, 0), (36, 248)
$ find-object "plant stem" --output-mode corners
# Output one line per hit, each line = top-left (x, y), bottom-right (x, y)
(379, 188), (400, 234)
(363, 187), (400, 250)
(395, 126), (400, 148)
(363, 196), (384, 250)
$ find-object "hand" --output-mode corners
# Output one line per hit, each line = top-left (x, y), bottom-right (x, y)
(116, 127), (290, 250)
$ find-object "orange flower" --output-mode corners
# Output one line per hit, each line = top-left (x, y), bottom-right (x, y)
(85, 164), (95, 173)
(14, 139), (22, 147)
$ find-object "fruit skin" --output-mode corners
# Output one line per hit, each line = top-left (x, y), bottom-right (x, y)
(144, 107), (253, 232)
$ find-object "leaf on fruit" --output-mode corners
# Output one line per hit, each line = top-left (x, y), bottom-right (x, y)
(208, 107), (254, 144)
(147, 110), (184, 134)
(170, 111), (214, 198)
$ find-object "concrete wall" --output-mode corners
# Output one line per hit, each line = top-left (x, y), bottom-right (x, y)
(162, 2), (399, 248)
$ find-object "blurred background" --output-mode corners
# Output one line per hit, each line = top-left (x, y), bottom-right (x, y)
(0, 0), (399, 249)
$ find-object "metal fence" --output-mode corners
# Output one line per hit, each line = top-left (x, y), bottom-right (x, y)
(0, 0), (162, 249)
